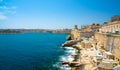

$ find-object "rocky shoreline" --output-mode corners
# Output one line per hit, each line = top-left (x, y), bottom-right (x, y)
(59, 22), (120, 70)
(61, 37), (94, 70)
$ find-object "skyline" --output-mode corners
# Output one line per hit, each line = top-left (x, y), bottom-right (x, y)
(0, 0), (120, 29)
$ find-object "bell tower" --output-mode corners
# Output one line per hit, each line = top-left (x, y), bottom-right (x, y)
(74, 25), (78, 30)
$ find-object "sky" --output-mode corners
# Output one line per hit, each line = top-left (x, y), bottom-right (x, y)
(0, 0), (120, 29)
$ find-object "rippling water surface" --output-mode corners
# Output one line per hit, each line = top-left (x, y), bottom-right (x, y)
(0, 33), (68, 70)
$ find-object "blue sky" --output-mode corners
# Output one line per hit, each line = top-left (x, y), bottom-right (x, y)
(0, 0), (120, 29)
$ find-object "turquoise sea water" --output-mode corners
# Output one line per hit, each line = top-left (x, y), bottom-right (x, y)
(0, 33), (67, 70)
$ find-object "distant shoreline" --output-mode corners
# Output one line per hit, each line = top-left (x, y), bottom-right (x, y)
(0, 29), (71, 34)
(0, 32), (69, 34)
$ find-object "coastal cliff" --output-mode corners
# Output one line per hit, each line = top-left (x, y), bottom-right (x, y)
(61, 16), (120, 70)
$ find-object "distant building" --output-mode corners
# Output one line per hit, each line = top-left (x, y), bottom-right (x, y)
(74, 25), (78, 30)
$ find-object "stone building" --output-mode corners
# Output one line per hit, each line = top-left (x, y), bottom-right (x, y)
(111, 15), (120, 22)
(99, 21), (120, 33)
(79, 24), (101, 38)
(81, 24), (101, 32)
(99, 16), (120, 33)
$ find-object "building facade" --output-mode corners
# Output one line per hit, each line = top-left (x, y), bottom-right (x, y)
(99, 21), (120, 33)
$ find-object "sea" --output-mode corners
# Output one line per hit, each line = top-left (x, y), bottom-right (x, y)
(0, 33), (68, 70)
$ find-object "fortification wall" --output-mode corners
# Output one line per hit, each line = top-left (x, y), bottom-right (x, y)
(94, 32), (120, 64)
(70, 29), (80, 40)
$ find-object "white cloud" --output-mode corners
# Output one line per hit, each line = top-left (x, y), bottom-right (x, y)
(0, 1), (17, 20)
(0, 6), (17, 15)
(11, 6), (17, 9)
(7, 10), (16, 14)
(0, 13), (7, 20)
(0, 6), (17, 9)
(0, 6), (8, 9)
(0, 0), (3, 2)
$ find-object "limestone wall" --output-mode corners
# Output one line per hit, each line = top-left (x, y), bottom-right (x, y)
(94, 32), (120, 64)
(94, 32), (109, 50)
(112, 35), (120, 64)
